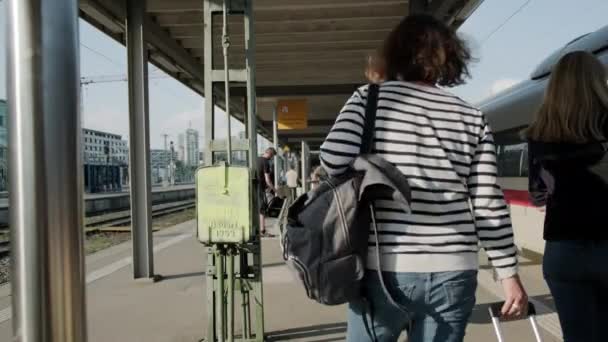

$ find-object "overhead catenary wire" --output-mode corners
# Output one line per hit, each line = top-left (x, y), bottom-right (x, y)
(80, 74), (169, 84)
(479, 0), (532, 46)
(81, 42), (125, 69)
(80, 44), (183, 99)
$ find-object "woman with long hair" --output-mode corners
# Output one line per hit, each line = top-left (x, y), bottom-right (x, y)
(525, 50), (608, 342)
(320, 14), (527, 342)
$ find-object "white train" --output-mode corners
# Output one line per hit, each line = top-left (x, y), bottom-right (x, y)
(479, 24), (608, 255)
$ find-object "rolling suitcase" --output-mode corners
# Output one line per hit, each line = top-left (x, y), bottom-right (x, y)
(267, 196), (284, 218)
(488, 302), (543, 342)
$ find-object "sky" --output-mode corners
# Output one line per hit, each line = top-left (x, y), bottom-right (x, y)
(1, 0), (608, 149)
(451, 0), (608, 101)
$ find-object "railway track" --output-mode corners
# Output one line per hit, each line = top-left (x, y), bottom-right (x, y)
(86, 200), (195, 227)
(0, 200), (195, 257)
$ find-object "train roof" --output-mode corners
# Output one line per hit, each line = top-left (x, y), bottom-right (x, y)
(530, 24), (608, 80)
(479, 23), (608, 141)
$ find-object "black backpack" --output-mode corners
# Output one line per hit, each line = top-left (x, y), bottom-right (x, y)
(280, 84), (380, 305)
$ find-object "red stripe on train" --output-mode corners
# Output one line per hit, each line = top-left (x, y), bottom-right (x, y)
(502, 189), (534, 207)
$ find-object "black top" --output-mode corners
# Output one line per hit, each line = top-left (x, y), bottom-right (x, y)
(257, 156), (273, 193)
(528, 140), (608, 240)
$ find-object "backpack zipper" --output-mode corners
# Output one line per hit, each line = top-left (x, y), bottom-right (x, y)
(289, 257), (312, 298)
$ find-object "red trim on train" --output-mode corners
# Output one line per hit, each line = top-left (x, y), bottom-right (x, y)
(502, 189), (534, 207)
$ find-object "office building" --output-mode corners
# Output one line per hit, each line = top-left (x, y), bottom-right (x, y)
(82, 128), (129, 193)
(177, 133), (186, 162)
(185, 128), (199, 166)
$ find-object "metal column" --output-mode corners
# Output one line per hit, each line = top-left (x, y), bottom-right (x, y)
(272, 108), (279, 186)
(126, 0), (155, 280)
(301, 141), (310, 193)
(7, 0), (87, 341)
(244, 3), (266, 338)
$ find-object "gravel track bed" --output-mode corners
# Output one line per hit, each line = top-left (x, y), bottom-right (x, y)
(0, 208), (195, 285)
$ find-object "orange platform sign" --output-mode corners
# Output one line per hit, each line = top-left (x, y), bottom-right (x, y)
(277, 99), (308, 130)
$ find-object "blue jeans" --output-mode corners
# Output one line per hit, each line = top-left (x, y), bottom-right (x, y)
(347, 270), (477, 342)
(543, 240), (608, 342)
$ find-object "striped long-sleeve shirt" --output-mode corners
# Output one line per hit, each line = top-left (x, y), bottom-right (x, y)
(320, 81), (518, 279)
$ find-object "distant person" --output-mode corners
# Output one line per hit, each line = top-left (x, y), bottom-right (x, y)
(320, 14), (527, 342)
(525, 50), (608, 342)
(258, 147), (276, 236)
(285, 166), (299, 200)
(365, 53), (386, 84)
(310, 166), (327, 190)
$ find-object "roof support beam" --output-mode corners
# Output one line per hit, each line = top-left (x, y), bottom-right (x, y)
(81, 0), (204, 82)
(147, 0), (408, 13)
(409, 0), (428, 14)
(429, 0), (460, 23)
(145, 17), (204, 81)
(154, 3), (407, 25)
(167, 17), (401, 35)
(80, 1), (273, 148)
(428, 0), (484, 27)
(147, 0), (201, 13)
(177, 29), (391, 47)
(232, 84), (361, 97)
(200, 49), (374, 61)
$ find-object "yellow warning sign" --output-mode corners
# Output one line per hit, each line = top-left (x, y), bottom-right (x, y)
(277, 99), (308, 130)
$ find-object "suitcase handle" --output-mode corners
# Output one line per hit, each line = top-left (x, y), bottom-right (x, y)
(488, 301), (536, 318)
(488, 302), (543, 342)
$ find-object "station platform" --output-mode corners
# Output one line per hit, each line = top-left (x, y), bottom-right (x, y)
(0, 220), (563, 342)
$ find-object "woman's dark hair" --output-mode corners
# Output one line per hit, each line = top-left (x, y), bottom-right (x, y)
(382, 14), (472, 87)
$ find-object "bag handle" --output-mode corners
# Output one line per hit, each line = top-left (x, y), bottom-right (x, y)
(360, 84), (380, 154)
(369, 204), (413, 330)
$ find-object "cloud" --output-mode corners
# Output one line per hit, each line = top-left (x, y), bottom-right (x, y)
(490, 78), (520, 96)
(82, 107), (129, 139)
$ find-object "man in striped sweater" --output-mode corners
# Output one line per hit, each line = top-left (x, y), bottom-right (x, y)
(320, 15), (527, 342)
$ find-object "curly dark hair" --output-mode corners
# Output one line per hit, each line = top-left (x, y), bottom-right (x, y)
(382, 14), (472, 87)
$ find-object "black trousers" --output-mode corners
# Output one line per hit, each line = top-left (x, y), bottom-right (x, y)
(543, 240), (608, 342)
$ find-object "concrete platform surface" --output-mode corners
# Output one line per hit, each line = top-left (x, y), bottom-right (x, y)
(0, 220), (562, 341)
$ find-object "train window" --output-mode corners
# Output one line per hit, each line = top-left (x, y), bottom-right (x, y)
(496, 142), (528, 177)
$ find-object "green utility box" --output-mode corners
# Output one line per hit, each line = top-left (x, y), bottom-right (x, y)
(196, 163), (252, 244)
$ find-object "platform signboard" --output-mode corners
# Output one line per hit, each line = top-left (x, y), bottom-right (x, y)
(196, 163), (251, 243)
(277, 99), (308, 130)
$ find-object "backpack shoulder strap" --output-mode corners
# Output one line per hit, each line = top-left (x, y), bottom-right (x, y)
(360, 84), (380, 154)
